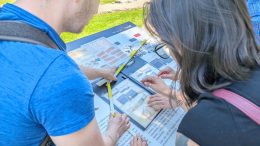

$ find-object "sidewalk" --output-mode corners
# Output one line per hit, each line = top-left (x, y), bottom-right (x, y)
(98, 0), (149, 13)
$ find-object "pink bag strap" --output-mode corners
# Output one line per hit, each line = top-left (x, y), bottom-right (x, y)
(213, 89), (260, 125)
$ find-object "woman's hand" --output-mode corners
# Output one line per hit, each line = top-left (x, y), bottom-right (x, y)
(158, 66), (177, 81)
(141, 76), (171, 96)
(148, 94), (176, 111)
(130, 135), (148, 146)
(105, 114), (130, 145)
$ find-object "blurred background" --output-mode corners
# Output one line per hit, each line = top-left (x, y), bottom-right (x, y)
(0, 0), (146, 43)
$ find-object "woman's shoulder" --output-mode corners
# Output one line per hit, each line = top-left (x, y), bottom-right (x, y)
(178, 92), (234, 134)
(178, 92), (260, 146)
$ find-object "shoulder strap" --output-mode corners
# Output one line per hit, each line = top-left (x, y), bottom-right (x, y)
(213, 89), (260, 125)
(0, 20), (55, 146)
(40, 136), (52, 146)
(0, 20), (60, 49)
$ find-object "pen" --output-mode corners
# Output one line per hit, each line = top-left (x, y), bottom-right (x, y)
(106, 81), (116, 117)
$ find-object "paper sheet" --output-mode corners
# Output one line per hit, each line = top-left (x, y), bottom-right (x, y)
(95, 93), (186, 146)
(69, 37), (128, 69)
(102, 79), (160, 129)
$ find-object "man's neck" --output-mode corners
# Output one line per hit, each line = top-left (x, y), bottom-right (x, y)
(14, 0), (64, 34)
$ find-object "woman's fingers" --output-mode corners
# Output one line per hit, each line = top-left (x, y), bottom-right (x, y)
(149, 94), (165, 100)
(148, 103), (162, 110)
(148, 94), (168, 103)
(148, 100), (164, 106)
(159, 74), (173, 79)
(150, 105), (163, 111)
(158, 66), (177, 80)
(147, 94), (174, 110)
(141, 76), (156, 85)
(158, 67), (173, 75)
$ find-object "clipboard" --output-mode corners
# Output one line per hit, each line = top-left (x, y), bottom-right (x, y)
(92, 73), (161, 130)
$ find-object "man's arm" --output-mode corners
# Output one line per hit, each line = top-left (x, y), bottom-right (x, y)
(30, 55), (129, 146)
(51, 118), (114, 146)
(80, 66), (117, 81)
(176, 132), (199, 146)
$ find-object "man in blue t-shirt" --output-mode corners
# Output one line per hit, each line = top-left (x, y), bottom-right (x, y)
(0, 0), (146, 146)
(247, 0), (260, 43)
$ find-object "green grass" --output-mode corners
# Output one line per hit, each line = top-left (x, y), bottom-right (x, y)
(0, 0), (14, 6)
(1, 0), (116, 6)
(61, 9), (144, 43)
(0, 0), (144, 43)
(100, 0), (116, 4)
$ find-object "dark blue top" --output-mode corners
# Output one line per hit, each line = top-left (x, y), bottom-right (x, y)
(178, 68), (260, 146)
(0, 4), (95, 146)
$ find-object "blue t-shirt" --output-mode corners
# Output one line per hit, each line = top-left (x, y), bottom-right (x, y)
(0, 4), (95, 146)
(247, 0), (260, 43)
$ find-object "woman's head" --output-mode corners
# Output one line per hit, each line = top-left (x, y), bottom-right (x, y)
(145, 0), (260, 105)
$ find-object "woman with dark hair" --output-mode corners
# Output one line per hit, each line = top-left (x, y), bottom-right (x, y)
(133, 0), (260, 146)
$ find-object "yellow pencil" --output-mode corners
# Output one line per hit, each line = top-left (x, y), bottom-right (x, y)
(115, 39), (147, 76)
(97, 40), (147, 86)
(105, 40), (148, 118)
(106, 81), (116, 117)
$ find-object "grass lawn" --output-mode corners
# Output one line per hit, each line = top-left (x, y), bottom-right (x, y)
(1, 0), (144, 43)
(1, 0), (116, 5)
(101, 0), (116, 4)
(61, 9), (143, 43)
(0, 0), (14, 6)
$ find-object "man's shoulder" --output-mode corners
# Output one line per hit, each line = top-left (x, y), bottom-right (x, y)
(0, 41), (65, 63)
(0, 41), (86, 92)
(0, 41), (70, 87)
(0, 41), (76, 72)
(29, 44), (93, 96)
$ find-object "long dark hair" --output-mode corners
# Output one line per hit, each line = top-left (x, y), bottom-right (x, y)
(145, 0), (260, 106)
